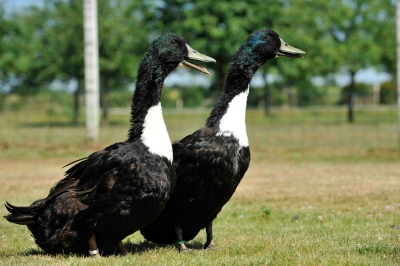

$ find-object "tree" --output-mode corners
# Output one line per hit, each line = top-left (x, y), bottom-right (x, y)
(47, 0), (149, 123)
(276, 0), (395, 122)
(45, 0), (85, 123)
(9, 0), (150, 123)
(370, 0), (396, 77)
(0, 5), (13, 95)
(1, 5), (57, 96)
(97, 1), (149, 122)
(141, 0), (284, 95)
(327, 0), (394, 122)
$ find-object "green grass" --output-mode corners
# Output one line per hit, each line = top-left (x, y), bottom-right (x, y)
(0, 106), (399, 162)
(2, 204), (399, 265)
(0, 107), (400, 265)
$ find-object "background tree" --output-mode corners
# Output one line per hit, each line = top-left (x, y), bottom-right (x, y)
(50, 0), (149, 123)
(326, 0), (392, 122)
(273, 0), (395, 122)
(0, 0), (396, 123)
(257, 0), (339, 111)
(0, 5), (13, 95)
(1, 5), (56, 96)
(370, 0), (396, 77)
(16, 0), (150, 123)
(97, 1), (149, 123)
(142, 0), (284, 95)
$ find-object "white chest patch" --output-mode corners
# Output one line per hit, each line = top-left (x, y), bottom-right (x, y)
(141, 102), (173, 162)
(216, 87), (249, 147)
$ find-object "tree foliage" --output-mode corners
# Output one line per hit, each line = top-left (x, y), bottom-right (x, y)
(139, 0), (284, 93)
(0, 0), (396, 122)
(0, 0), (151, 121)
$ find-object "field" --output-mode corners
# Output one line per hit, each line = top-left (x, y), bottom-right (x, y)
(0, 107), (400, 265)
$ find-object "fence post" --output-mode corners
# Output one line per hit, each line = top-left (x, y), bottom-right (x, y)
(83, 0), (100, 142)
(397, 0), (400, 145)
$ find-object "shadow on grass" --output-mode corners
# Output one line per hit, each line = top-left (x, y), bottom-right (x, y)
(17, 122), (81, 128)
(2, 248), (84, 258)
(17, 120), (127, 128)
(106, 121), (129, 126)
(0, 248), (58, 258)
(186, 240), (206, 250)
(21, 249), (47, 256)
(124, 240), (168, 254)
(357, 243), (399, 255)
(124, 240), (206, 254)
(2, 240), (209, 258)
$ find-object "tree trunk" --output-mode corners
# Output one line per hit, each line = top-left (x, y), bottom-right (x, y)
(207, 57), (225, 98)
(101, 72), (109, 124)
(210, 57), (225, 95)
(73, 81), (82, 124)
(217, 59), (225, 93)
(263, 74), (271, 116)
(347, 70), (356, 123)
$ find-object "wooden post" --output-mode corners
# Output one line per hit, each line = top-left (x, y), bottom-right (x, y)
(372, 83), (380, 105)
(83, 0), (100, 142)
(397, 0), (400, 145)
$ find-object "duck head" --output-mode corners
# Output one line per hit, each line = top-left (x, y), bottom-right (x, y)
(239, 29), (306, 67)
(151, 33), (216, 75)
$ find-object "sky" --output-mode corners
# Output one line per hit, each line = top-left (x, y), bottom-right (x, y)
(1, 0), (42, 12)
(2, 0), (393, 89)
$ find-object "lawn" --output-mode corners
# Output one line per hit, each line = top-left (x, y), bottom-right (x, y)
(0, 107), (399, 265)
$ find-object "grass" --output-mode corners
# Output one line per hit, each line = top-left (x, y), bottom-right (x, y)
(0, 107), (400, 265)
(0, 107), (398, 162)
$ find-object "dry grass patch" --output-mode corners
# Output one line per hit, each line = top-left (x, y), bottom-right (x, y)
(0, 109), (399, 264)
(0, 159), (399, 265)
(235, 162), (400, 206)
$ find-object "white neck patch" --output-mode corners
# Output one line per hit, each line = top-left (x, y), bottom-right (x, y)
(216, 87), (249, 147)
(140, 102), (173, 162)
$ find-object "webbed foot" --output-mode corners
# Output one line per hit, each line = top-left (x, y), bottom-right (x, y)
(203, 239), (217, 250)
(179, 243), (190, 252)
(88, 234), (101, 257)
(117, 241), (129, 255)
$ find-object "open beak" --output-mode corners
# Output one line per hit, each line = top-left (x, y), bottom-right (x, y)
(177, 44), (216, 75)
(276, 37), (306, 58)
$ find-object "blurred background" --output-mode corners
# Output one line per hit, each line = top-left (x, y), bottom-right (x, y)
(1, 2), (399, 264)
(0, 0), (397, 162)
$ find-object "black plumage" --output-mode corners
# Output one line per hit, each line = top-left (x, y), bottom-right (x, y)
(4, 33), (215, 256)
(141, 30), (306, 249)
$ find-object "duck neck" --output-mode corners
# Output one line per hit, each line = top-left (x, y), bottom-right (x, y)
(127, 56), (173, 162)
(206, 52), (263, 148)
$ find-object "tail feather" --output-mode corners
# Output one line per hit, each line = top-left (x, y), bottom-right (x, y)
(4, 214), (36, 225)
(4, 198), (88, 255)
(4, 202), (38, 225)
(5, 201), (38, 214)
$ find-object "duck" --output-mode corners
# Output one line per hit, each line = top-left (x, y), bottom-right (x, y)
(4, 33), (216, 256)
(140, 29), (305, 251)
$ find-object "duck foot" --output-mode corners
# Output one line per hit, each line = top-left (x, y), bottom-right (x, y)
(89, 248), (101, 258)
(179, 243), (190, 252)
(88, 234), (101, 257)
(117, 241), (129, 255)
(203, 239), (217, 250)
(174, 226), (190, 253)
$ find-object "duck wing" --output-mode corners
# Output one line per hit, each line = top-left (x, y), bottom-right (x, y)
(63, 143), (173, 241)
(171, 127), (230, 205)
(44, 142), (126, 203)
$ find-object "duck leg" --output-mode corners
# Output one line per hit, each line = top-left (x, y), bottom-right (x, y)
(203, 222), (215, 249)
(174, 226), (189, 252)
(88, 234), (101, 257)
(117, 241), (128, 255)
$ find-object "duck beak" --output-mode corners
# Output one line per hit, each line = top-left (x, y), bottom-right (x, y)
(177, 44), (216, 75)
(276, 37), (306, 59)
